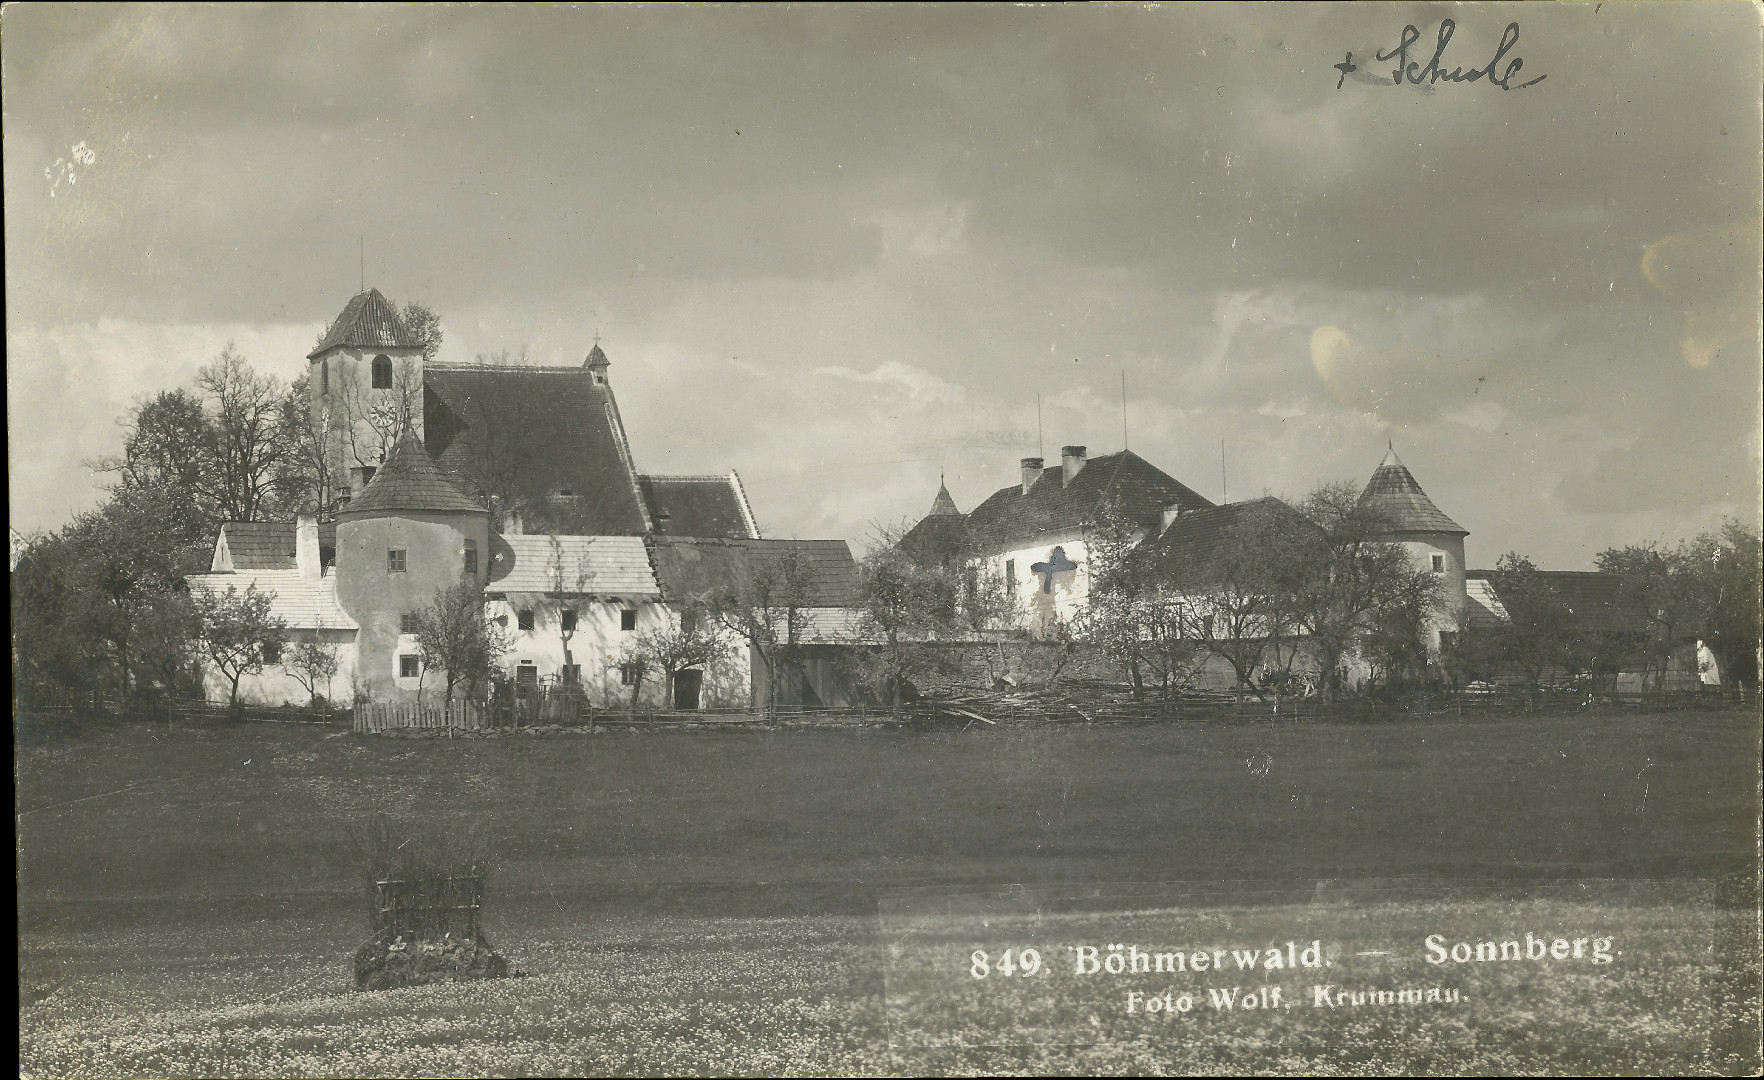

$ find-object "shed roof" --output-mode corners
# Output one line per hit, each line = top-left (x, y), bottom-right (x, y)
(1146, 497), (1316, 587)
(963, 450), (1213, 553)
(336, 429), (487, 519)
(1359, 449), (1466, 535)
(185, 569), (358, 630)
(485, 534), (659, 596)
(307, 288), (421, 359)
(1464, 569), (1644, 634)
(647, 536), (862, 608)
(638, 474), (758, 538)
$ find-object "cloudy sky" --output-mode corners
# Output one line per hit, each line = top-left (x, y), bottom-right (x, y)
(7, 3), (1760, 567)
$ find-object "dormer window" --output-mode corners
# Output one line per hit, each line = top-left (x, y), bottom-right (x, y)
(372, 354), (393, 389)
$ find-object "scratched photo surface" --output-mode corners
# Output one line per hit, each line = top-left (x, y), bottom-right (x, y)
(8, 3), (1761, 1077)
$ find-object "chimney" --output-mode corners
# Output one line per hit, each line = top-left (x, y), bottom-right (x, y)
(296, 514), (321, 580)
(1020, 457), (1044, 496)
(1160, 504), (1182, 533)
(1061, 445), (1087, 487)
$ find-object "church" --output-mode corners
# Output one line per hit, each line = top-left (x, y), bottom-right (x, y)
(186, 289), (862, 708)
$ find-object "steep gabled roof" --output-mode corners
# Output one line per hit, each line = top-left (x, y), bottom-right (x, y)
(1146, 497), (1316, 588)
(647, 536), (862, 608)
(1360, 448), (1466, 535)
(423, 363), (650, 535)
(485, 534), (659, 596)
(307, 288), (421, 359)
(638, 474), (758, 538)
(212, 521), (337, 571)
(336, 429), (487, 519)
(963, 450), (1213, 553)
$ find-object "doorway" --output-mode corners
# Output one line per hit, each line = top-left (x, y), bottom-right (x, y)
(672, 669), (703, 711)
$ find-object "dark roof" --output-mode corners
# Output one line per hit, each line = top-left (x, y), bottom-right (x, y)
(307, 288), (421, 359)
(638, 475), (756, 538)
(928, 481), (960, 517)
(336, 429), (487, 519)
(1466, 569), (1644, 634)
(964, 450), (1213, 553)
(1360, 449), (1466, 535)
(423, 363), (649, 535)
(585, 343), (610, 368)
(899, 513), (972, 566)
(647, 536), (862, 608)
(218, 521), (337, 570)
(1145, 497), (1316, 587)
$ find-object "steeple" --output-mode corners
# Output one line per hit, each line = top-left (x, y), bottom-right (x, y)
(1360, 448), (1466, 535)
(307, 288), (420, 359)
(929, 478), (961, 517)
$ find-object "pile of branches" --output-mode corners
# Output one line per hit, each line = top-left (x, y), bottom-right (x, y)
(905, 677), (1242, 726)
(354, 931), (508, 991)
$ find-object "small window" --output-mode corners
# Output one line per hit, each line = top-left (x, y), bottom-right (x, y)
(560, 609), (577, 632)
(387, 549), (406, 573)
(399, 654), (419, 678)
(400, 612), (418, 634)
(320, 357), (328, 396)
(619, 662), (640, 686)
(1431, 554), (1445, 573)
(516, 663), (538, 685)
(463, 539), (477, 576)
(262, 640), (282, 665)
(372, 354), (393, 389)
(517, 609), (534, 631)
(562, 664), (581, 685)
(620, 608), (637, 632)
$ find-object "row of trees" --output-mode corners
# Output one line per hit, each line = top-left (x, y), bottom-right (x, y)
(1459, 520), (1762, 692)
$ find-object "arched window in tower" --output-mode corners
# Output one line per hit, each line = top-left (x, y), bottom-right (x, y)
(372, 354), (393, 389)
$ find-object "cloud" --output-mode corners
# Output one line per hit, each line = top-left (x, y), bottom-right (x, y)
(1641, 216), (1764, 369)
(812, 361), (967, 404)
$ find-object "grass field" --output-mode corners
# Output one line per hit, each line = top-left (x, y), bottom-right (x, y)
(17, 708), (1762, 1076)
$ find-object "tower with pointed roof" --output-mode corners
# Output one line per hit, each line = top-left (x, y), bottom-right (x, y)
(1359, 447), (1469, 651)
(899, 478), (971, 567)
(333, 428), (490, 701)
(309, 287), (427, 504)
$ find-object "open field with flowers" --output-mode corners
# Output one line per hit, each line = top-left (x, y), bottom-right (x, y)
(17, 707), (1761, 1075)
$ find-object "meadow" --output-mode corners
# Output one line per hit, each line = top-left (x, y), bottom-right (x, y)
(17, 707), (1762, 1075)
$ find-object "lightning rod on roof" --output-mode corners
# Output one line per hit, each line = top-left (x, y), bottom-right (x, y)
(1121, 369), (1128, 451)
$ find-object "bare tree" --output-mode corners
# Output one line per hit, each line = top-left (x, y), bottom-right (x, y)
(626, 606), (731, 709)
(286, 625), (342, 707)
(414, 575), (515, 702)
(196, 345), (300, 523)
(708, 546), (813, 715)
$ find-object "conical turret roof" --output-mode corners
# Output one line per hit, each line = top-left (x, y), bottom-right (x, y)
(308, 288), (420, 359)
(1359, 448), (1466, 535)
(336, 429), (487, 519)
(929, 480), (960, 517)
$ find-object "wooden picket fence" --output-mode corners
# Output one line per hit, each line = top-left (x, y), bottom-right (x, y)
(354, 700), (493, 734)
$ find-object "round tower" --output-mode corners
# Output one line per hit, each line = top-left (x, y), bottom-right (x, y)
(334, 429), (489, 702)
(1359, 447), (1469, 651)
(308, 288), (428, 506)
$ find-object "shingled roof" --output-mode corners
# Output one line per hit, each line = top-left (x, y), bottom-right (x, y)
(212, 521), (338, 571)
(1146, 497), (1317, 587)
(423, 363), (650, 535)
(336, 429), (487, 519)
(486, 534), (659, 597)
(638, 474), (758, 538)
(307, 288), (421, 359)
(1359, 449), (1466, 535)
(1464, 569), (1644, 635)
(964, 450), (1213, 553)
(899, 481), (973, 565)
(647, 536), (862, 608)
(186, 570), (358, 630)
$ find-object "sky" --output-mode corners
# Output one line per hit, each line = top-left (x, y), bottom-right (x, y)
(6, 3), (1760, 567)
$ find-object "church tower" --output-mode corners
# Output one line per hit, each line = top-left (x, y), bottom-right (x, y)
(308, 288), (427, 509)
(1359, 447), (1469, 651)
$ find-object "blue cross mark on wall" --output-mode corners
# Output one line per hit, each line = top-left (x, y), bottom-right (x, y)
(1030, 546), (1079, 593)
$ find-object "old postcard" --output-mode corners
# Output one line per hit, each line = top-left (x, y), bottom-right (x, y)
(10, 3), (1761, 1076)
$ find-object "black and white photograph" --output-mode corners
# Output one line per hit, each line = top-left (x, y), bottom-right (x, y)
(9, 3), (1762, 1075)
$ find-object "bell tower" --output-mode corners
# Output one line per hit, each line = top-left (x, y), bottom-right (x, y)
(308, 288), (427, 509)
